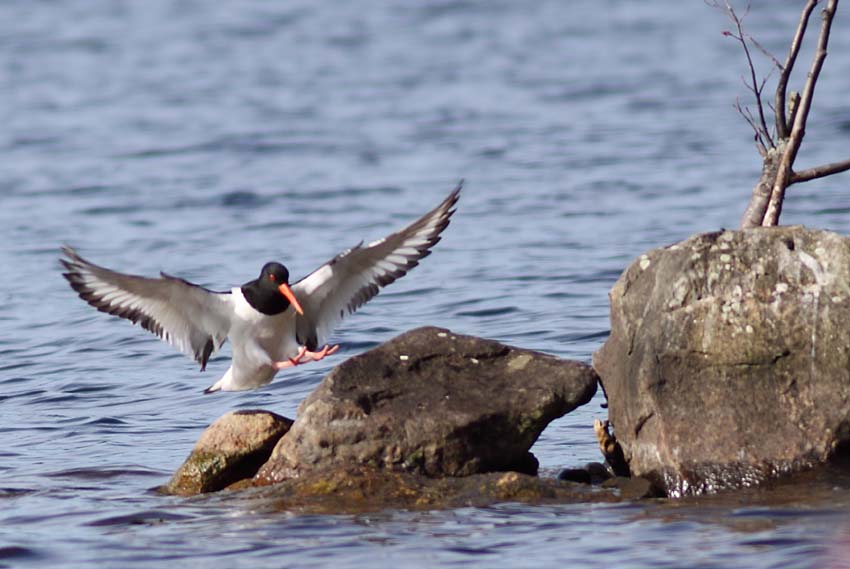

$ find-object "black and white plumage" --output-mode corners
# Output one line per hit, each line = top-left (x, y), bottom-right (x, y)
(60, 184), (460, 393)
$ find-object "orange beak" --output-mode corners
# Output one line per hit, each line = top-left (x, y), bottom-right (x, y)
(278, 283), (304, 315)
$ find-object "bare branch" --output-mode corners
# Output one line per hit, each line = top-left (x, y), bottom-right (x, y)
(763, 0), (839, 226)
(720, 2), (775, 147)
(753, 71), (776, 140)
(758, 71), (773, 98)
(775, 0), (819, 139)
(740, 144), (785, 228)
(746, 34), (783, 70)
(744, 107), (768, 149)
(787, 91), (801, 129)
(734, 98), (767, 155)
(791, 157), (850, 184)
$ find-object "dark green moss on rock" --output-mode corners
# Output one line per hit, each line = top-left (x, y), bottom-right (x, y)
(162, 410), (292, 496)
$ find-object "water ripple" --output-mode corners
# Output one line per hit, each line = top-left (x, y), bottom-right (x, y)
(87, 510), (194, 527)
(0, 546), (43, 561)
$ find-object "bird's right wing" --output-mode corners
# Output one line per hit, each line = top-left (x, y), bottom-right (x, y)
(291, 183), (460, 351)
(61, 246), (233, 370)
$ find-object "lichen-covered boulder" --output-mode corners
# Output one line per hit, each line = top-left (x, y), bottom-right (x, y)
(162, 410), (292, 496)
(594, 227), (850, 496)
(257, 326), (598, 483)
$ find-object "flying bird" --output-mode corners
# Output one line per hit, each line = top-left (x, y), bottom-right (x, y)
(61, 184), (460, 393)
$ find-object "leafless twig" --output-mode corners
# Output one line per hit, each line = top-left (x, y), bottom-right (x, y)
(718, 1), (775, 148)
(775, 0), (819, 139)
(735, 97), (767, 155)
(792, 157), (850, 184)
(731, 0), (849, 228)
(763, 0), (840, 225)
(746, 34), (784, 71)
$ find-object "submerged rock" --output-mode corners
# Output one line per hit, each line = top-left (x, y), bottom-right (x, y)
(255, 326), (598, 483)
(163, 410), (292, 496)
(594, 227), (850, 496)
(243, 467), (619, 513)
(558, 462), (613, 485)
(600, 476), (661, 500)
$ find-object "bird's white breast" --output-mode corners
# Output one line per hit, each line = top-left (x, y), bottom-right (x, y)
(230, 287), (300, 362)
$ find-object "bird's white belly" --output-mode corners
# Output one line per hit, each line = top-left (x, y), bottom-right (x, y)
(236, 313), (299, 362)
(233, 288), (300, 352)
(223, 288), (302, 390)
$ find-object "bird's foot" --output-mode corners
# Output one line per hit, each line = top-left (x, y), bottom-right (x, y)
(272, 345), (339, 370)
(272, 346), (308, 370)
(305, 344), (339, 362)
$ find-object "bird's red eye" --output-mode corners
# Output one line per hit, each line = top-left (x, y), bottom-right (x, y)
(268, 274), (276, 281)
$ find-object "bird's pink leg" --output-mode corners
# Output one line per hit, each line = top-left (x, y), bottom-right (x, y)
(271, 345), (339, 370)
(303, 344), (339, 362)
(272, 346), (307, 370)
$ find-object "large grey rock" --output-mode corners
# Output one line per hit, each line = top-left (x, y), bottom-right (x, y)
(257, 326), (598, 483)
(594, 227), (850, 496)
(162, 410), (292, 496)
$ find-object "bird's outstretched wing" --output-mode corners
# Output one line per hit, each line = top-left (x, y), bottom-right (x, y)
(61, 246), (232, 370)
(291, 182), (461, 351)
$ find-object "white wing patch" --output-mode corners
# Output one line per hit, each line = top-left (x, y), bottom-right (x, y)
(291, 183), (461, 351)
(299, 264), (333, 296)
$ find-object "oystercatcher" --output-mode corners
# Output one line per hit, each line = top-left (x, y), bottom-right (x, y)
(61, 183), (460, 392)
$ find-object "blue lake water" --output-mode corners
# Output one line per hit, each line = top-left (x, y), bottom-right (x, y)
(3, 1), (850, 567)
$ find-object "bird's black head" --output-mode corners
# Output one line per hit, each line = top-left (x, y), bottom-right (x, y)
(242, 262), (304, 316)
(260, 262), (290, 286)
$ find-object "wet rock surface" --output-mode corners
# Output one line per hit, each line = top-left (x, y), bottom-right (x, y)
(164, 328), (603, 508)
(600, 476), (662, 500)
(257, 326), (598, 483)
(558, 462), (613, 485)
(242, 467), (620, 514)
(162, 410), (292, 496)
(594, 227), (850, 496)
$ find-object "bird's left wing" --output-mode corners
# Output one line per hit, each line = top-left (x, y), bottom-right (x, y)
(291, 183), (461, 351)
(60, 246), (232, 370)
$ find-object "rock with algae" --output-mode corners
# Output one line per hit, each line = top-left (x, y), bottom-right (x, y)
(239, 467), (620, 514)
(163, 410), (292, 496)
